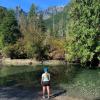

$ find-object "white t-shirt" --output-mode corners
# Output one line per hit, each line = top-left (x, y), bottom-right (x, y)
(42, 72), (50, 82)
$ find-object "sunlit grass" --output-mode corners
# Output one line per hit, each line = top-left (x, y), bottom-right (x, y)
(60, 68), (100, 99)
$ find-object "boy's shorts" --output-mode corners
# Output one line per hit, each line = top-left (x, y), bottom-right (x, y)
(42, 81), (50, 86)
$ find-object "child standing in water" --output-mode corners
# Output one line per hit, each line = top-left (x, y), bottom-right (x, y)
(41, 67), (50, 99)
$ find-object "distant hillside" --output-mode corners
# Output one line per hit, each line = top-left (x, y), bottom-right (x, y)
(0, 5), (68, 37)
(15, 5), (65, 20)
(0, 6), (27, 21)
(0, 6), (6, 10)
(40, 6), (64, 19)
(44, 5), (69, 37)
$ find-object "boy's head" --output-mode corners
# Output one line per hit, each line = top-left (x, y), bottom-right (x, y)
(44, 67), (48, 72)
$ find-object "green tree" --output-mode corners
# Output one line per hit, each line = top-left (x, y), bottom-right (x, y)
(65, 0), (100, 63)
(19, 11), (28, 34)
(38, 13), (46, 33)
(0, 10), (21, 46)
(28, 4), (37, 18)
(0, 7), (6, 24)
(0, 7), (7, 49)
(17, 4), (48, 59)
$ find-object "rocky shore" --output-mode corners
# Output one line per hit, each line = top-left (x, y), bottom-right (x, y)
(1, 58), (66, 66)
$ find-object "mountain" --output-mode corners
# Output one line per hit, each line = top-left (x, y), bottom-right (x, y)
(44, 5), (69, 37)
(15, 6), (27, 20)
(0, 6), (6, 10)
(15, 5), (65, 20)
(43, 6), (64, 14)
(44, 6), (67, 27)
(40, 6), (65, 19)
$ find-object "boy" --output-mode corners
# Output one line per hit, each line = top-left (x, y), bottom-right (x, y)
(41, 67), (50, 99)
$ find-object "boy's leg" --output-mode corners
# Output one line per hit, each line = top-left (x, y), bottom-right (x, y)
(47, 86), (50, 98)
(43, 86), (46, 98)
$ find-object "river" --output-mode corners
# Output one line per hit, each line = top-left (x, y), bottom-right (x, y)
(0, 64), (100, 100)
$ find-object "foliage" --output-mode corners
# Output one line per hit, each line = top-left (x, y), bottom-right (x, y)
(28, 4), (37, 18)
(0, 7), (6, 49)
(38, 13), (46, 33)
(0, 7), (6, 24)
(14, 4), (48, 59)
(3, 41), (27, 59)
(65, 0), (100, 63)
(0, 1), (99, 63)
(44, 6), (69, 37)
(35, 44), (50, 60)
(0, 10), (21, 49)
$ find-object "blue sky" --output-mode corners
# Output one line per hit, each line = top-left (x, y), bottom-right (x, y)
(0, 0), (70, 12)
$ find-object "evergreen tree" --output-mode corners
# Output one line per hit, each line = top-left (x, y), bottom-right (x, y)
(0, 10), (21, 46)
(0, 7), (6, 24)
(0, 7), (7, 49)
(28, 4), (37, 18)
(38, 13), (46, 33)
(65, 0), (100, 63)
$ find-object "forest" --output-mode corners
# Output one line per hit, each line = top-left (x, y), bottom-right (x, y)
(0, 0), (100, 66)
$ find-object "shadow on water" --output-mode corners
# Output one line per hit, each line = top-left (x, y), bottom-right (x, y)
(0, 64), (88, 87)
(0, 64), (78, 86)
(0, 86), (39, 100)
(0, 64), (69, 99)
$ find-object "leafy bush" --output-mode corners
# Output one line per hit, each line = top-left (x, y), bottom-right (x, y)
(3, 42), (27, 59)
(65, 0), (100, 64)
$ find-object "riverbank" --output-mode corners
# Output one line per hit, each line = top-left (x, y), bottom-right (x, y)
(0, 86), (85, 100)
(1, 58), (66, 66)
(55, 96), (84, 100)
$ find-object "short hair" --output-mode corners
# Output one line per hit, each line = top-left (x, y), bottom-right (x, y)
(44, 67), (48, 72)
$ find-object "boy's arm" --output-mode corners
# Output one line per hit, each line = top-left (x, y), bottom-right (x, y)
(49, 73), (50, 81)
(41, 79), (42, 85)
(41, 74), (43, 85)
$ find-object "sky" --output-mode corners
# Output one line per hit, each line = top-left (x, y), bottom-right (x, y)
(0, 0), (70, 12)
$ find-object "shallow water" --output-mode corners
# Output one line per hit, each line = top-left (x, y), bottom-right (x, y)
(0, 64), (100, 99)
